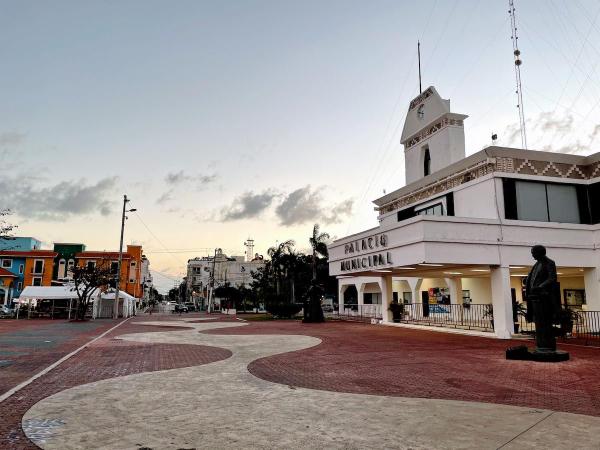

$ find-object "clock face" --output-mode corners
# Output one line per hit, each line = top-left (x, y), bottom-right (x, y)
(417, 104), (425, 119)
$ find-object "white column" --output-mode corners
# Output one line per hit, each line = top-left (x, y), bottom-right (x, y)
(338, 283), (348, 314)
(356, 282), (365, 317)
(445, 278), (463, 305)
(3, 288), (8, 306)
(490, 266), (514, 339)
(584, 268), (600, 310)
(407, 278), (422, 304)
(379, 276), (393, 323)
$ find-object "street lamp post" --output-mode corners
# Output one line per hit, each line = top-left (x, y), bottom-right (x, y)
(113, 195), (137, 319)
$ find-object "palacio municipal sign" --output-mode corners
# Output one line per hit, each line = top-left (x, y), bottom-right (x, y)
(340, 233), (392, 272)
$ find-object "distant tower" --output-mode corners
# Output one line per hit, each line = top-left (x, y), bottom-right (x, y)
(244, 238), (255, 262)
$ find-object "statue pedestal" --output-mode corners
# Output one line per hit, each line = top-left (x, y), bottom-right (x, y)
(506, 345), (570, 362)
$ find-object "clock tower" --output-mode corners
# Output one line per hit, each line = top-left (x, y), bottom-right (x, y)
(400, 86), (468, 184)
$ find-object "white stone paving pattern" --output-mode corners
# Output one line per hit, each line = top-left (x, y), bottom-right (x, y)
(22, 319), (600, 449)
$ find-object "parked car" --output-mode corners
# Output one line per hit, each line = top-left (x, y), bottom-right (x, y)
(184, 302), (196, 312)
(0, 305), (15, 318)
(172, 303), (188, 313)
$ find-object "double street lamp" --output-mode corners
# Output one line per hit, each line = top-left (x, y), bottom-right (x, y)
(113, 194), (137, 319)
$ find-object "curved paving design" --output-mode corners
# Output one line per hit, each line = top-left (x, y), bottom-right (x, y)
(207, 320), (600, 417)
(0, 319), (231, 449)
(22, 320), (600, 449)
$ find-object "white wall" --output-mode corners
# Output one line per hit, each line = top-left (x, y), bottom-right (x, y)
(462, 278), (492, 304)
(453, 178), (500, 220)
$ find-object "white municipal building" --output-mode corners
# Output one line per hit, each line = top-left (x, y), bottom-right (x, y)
(328, 86), (600, 339)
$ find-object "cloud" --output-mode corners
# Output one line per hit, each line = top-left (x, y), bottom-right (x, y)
(220, 190), (278, 221)
(0, 176), (118, 220)
(589, 124), (600, 142)
(275, 185), (353, 226)
(0, 131), (26, 147)
(542, 140), (590, 155)
(502, 123), (522, 147)
(535, 112), (573, 134)
(164, 170), (217, 188)
(156, 189), (174, 205)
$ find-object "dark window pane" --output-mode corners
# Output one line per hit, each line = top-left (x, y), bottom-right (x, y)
(547, 183), (580, 223)
(515, 181), (548, 221)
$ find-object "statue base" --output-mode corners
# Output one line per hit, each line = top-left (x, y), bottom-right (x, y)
(506, 345), (569, 362)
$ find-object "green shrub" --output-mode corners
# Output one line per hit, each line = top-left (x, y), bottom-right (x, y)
(266, 301), (302, 319)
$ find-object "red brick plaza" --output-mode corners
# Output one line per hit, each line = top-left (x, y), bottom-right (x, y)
(1, 313), (599, 449)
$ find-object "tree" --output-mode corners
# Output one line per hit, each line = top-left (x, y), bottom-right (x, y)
(304, 224), (330, 323)
(71, 263), (113, 321)
(267, 240), (295, 296)
(0, 209), (17, 248)
(309, 223), (329, 280)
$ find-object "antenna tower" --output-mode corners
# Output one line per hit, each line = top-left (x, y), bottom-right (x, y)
(509, 0), (527, 149)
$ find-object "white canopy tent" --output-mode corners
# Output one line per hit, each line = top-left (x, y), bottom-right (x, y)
(95, 290), (137, 319)
(18, 286), (97, 319)
(17, 286), (138, 319)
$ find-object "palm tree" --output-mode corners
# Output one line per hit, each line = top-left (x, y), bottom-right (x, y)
(267, 239), (295, 296)
(309, 224), (329, 280)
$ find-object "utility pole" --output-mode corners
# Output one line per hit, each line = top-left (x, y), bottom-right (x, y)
(113, 195), (136, 319)
(207, 248), (219, 313)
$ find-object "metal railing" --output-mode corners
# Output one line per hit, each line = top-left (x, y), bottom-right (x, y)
(515, 309), (600, 346)
(400, 303), (494, 332)
(571, 311), (600, 345)
(330, 304), (382, 323)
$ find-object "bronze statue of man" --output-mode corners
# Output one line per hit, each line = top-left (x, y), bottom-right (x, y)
(524, 245), (558, 353)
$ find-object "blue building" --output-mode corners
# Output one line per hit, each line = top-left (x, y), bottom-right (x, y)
(0, 237), (42, 303)
(0, 237), (42, 251)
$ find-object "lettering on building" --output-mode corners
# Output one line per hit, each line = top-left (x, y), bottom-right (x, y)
(344, 234), (388, 255)
(340, 252), (393, 272)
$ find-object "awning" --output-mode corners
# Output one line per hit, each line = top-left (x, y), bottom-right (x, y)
(101, 290), (138, 301)
(19, 286), (82, 300)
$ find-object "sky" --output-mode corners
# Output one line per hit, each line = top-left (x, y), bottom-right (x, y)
(1, 0), (600, 293)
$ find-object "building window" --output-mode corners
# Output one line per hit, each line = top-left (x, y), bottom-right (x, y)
(19, 264), (24, 274)
(402, 292), (412, 304)
(17, 281), (23, 291)
(398, 193), (454, 222)
(110, 262), (119, 274)
(32, 277), (42, 286)
(129, 278), (135, 283)
(415, 202), (444, 216)
(33, 260), (44, 274)
(423, 147), (431, 176)
(58, 259), (66, 278)
(505, 179), (581, 224)
(87, 261), (96, 270)
(1, 259), (11, 269)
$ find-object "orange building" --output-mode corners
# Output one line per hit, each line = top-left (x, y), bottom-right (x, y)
(0, 250), (58, 288)
(75, 245), (144, 298)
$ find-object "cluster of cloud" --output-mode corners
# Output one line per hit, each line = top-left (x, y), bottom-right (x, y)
(164, 170), (217, 187)
(0, 131), (26, 147)
(502, 111), (598, 155)
(157, 170), (218, 205)
(220, 185), (353, 226)
(0, 176), (118, 220)
(221, 190), (278, 221)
